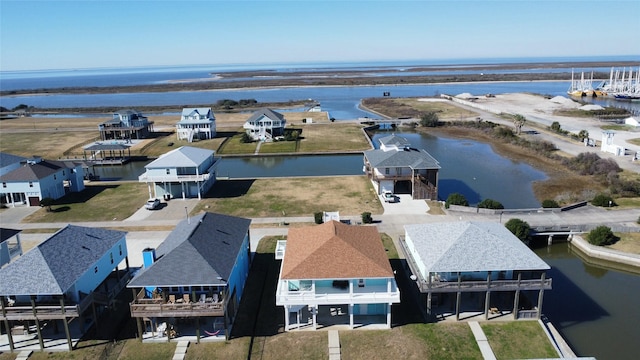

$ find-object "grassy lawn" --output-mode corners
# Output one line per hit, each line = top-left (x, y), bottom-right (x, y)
(193, 176), (382, 217)
(137, 130), (228, 157)
(627, 138), (640, 146)
(259, 139), (298, 153)
(297, 124), (370, 152)
(613, 196), (640, 209)
(361, 97), (479, 121)
(340, 323), (482, 360)
(22, 183), (148, 223)
(600, 124), (634, 131)
(481, 321), (558, 359)
(116, 341), (176, 360)
(609, 232), (640, 255)
(381, 233), (399, 259)
(184, 338), (251, 359)
(217, 133), (258, 154)
(0, 131), (96, 159)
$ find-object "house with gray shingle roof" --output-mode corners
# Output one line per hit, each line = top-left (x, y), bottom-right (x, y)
(138, 146), (218, 200)
(176, 107), (216, 142)
(363, 135), (440, 200)
(0, 152), (27, 177)
(0, 225), (129, 351)
(400, 221), (552, 322)
(127, 212), (251, 342)
(275, 221), (400, 331)
(243, 108), (286, 141)
(0, 156), (84, 207)
(98, 109), (154, 141)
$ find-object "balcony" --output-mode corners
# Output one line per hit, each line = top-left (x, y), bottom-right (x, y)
(275, 281), (400, 306)
(138, 173), (211, 183)
(129, 290), (224, 318)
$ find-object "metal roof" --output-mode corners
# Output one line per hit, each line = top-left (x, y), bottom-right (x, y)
(144, 146), (214, 169)
(404, 221), (550, 273)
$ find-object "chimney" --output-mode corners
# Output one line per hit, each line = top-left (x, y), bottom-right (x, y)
(142, 247), (156, 268)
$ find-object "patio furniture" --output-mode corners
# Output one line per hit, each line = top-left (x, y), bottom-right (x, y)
(212, 293), (219, 303)
(168, 294), (176, 304)
(183, 294), (190, 303)
(199, 294), (206, 303)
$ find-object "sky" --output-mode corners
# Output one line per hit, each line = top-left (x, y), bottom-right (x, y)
(1, 0), (639, 71)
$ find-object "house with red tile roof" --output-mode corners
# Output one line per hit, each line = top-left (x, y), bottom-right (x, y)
(275, 221), (400, 331)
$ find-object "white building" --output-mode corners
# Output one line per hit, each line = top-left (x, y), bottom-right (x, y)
(0, 157), (85, 207)
(601, 130), (625, 156)
(176, 108), (216, 142)
(243, 108), (286, 141)
(138, 146), (218, 200)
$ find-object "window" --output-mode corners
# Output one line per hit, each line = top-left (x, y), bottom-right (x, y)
(385, 168), (390, 175)
(94, 266), (98, 273)
(53, 175), (57, 180)
(166, 169), (170, 175)
(29, 182), (33, 187)
(119, 244), (122, 256)
(2, 182), (5, 188)
(358, 279), (365, 288)
(110, 253), (114, 264)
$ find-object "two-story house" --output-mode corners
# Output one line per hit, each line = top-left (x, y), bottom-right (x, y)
(400, 221), (552, 322)
(0, 157), (85, 207)
(0, 225), (130, 352)
(138, 146), (218, 200)
(243, 108), (286, 141)
(276, 221), (400, 331)
(127, 212), (252, 342)
(0, 152), (27, 177)
(98, 109), (154, 141)
(363, 134), (440, 200)
(176, 108), (216, 142)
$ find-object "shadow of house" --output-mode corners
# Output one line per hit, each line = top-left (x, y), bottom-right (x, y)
(205, 179), (255, 199)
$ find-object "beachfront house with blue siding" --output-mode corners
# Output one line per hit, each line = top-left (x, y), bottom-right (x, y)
(276, 221), (400, 331)
(400, 221), (552, 322)
(0, 157), (84, 207)
(138, 146), (218, 200)
(0, 225), (130, 352)
(127, 212), (252, 342)
(176, 108), (216, 142)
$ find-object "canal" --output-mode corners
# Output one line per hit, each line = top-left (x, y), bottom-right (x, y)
(535, 241), (640, 360)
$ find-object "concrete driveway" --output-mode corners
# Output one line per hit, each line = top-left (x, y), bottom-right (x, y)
(124, 198), (201, 222)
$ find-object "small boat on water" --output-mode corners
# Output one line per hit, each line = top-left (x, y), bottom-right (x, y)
(567, 69), (596, 97)
(598, 66), (640, 100)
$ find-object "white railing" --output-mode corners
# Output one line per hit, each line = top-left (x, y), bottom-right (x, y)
(276, 283), (400, 305)
(138, 173), (210, 182)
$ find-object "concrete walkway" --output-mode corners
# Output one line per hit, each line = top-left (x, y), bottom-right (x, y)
(15, 350), (32, 360)
(468, 322), (496, 360)
(328, 330), (340, 360)
(172, 340), (189, 360)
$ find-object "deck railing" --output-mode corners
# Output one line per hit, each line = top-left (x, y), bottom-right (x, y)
(129, 299), (224, 317)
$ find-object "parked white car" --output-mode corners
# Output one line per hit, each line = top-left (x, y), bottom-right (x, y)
(383, 191), (398, 203)
(145, 198), (161, 210)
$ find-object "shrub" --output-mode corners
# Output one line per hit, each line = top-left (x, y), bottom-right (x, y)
(445, 193), (469, 208)
(240, 132), (253, 143)
(550, 121), (562, 132)
(591, 193), (615, 207)
(420, 111), (440, 127)
(504, 218), (531, 244)
(361, 212), (373, 224)
(586, 226), (618, 246)
(314, 212), (323, 224)
(40, 197), (54, 212)
(541, 199), (560, 208)
(477, 198), (504, 209)
(578, 129), (589, 141)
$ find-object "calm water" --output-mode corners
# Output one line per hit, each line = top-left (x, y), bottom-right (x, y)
(535, 242), (640, 360)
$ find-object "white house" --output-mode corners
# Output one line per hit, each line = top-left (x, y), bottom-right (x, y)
(363, 135), (440, 200)
(400, 221), (551, 321)
(276, 221), (400, 331)
(98, 109), (154, 141)
(243, 108), (286, 141)
(176, 108), (216, 142)
(138, 146), (218, 200)
(0, 157), (85, 207)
